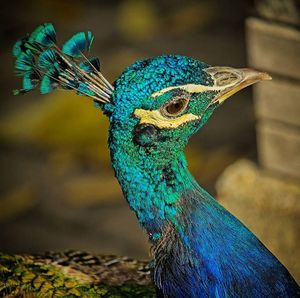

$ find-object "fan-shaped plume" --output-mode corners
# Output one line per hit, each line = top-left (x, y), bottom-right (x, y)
(23, 71), (39, 91)
(62, 31), (94, 58)
(79, 57), (100, 73)
(29, 23), (56, 47)
(12, 40), (24, 57)
(38, 48), (57, 68)
(15, 51), (33, 72)
(40, 68), (60, 94)
(12, 23), (113, 104)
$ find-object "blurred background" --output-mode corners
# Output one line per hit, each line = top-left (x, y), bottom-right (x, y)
(0, 0), (299, 282)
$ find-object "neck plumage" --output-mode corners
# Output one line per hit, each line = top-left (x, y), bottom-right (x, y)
(109, 130), (195, 241)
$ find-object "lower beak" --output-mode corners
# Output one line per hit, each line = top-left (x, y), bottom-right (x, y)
(204, 67), (272, 105)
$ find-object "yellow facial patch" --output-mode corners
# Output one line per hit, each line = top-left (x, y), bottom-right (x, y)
(134, 109), (199, 129)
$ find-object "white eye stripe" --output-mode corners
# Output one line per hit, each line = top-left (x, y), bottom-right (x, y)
(151, 68), (244, 98)
(151, 83), (230, 98)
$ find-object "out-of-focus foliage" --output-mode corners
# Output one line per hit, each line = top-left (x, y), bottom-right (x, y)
(0, 92), (110, 166)
(0, 185), (37, 221)
(118, 0), (160, 40)
(117, 0), (215, 41)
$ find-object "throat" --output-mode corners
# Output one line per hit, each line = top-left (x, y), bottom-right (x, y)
(109, 138), (194, 240)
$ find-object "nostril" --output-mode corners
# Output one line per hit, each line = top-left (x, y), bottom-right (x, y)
(214, 72), (239, 86)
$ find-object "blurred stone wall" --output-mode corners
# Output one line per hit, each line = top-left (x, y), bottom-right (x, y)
(217, 1), (300, 282)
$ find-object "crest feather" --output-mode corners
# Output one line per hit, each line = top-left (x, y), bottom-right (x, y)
(62, 31), (94, 58)
(12, 23), (113, 104)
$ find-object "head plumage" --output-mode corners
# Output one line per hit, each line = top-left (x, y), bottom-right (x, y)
(12, 23), (114, 104)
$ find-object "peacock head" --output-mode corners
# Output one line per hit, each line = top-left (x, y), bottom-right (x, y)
(12, 25), (270, 162)
(106, 55), (270, 158)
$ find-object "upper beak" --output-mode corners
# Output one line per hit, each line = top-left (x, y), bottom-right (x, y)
(204, 67), (272, 105)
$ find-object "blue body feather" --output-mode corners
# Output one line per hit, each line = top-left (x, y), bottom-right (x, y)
(152, 184), (299, 297)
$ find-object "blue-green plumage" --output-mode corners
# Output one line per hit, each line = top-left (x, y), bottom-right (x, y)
(62, 31), (94, 57)
(22, 71), (39, 91)
(29, 23), (56, 47)
(78, 82), (96, 97)
(38, 48), (57, 68)
(40, 68), (59, 94)
(10, 23), (300, 297)
(12, 39), (23, 57)
(15, 50), (34, 73)
(79, 57), (101, 73)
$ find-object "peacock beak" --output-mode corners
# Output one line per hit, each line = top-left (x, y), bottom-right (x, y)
(204, 67), (272, 105)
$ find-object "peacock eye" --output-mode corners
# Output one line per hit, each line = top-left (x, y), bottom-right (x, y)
(162, 97), (189, 117)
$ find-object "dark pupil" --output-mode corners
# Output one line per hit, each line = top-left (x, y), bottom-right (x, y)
(166, 99), (185, 115)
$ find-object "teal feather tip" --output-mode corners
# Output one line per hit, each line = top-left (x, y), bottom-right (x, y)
(12, 40), (24, 57)
(15, 50), (34, 73)
(40, 68), (59, 94)
(79, 57), (100, 73)
(13, 38), (44, 56)
(13, 89), (27, 95)
(38, 49), (57, 69)
(22, 71), (39, 91)
(29, 23), (56, 47)
(78, 82), (95, 96)
(62, 31), (94, 58)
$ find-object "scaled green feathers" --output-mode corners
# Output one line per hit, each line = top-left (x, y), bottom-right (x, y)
(0, 251), (155, 298)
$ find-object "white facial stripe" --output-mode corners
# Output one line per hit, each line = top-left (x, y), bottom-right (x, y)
(151, 83), (235, 98)
(151, 67), (245, 98)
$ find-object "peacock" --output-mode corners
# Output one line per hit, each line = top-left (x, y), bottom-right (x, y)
(1, 23), (299, 297)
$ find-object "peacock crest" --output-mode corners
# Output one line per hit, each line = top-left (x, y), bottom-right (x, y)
(13, 23), (113, 103)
